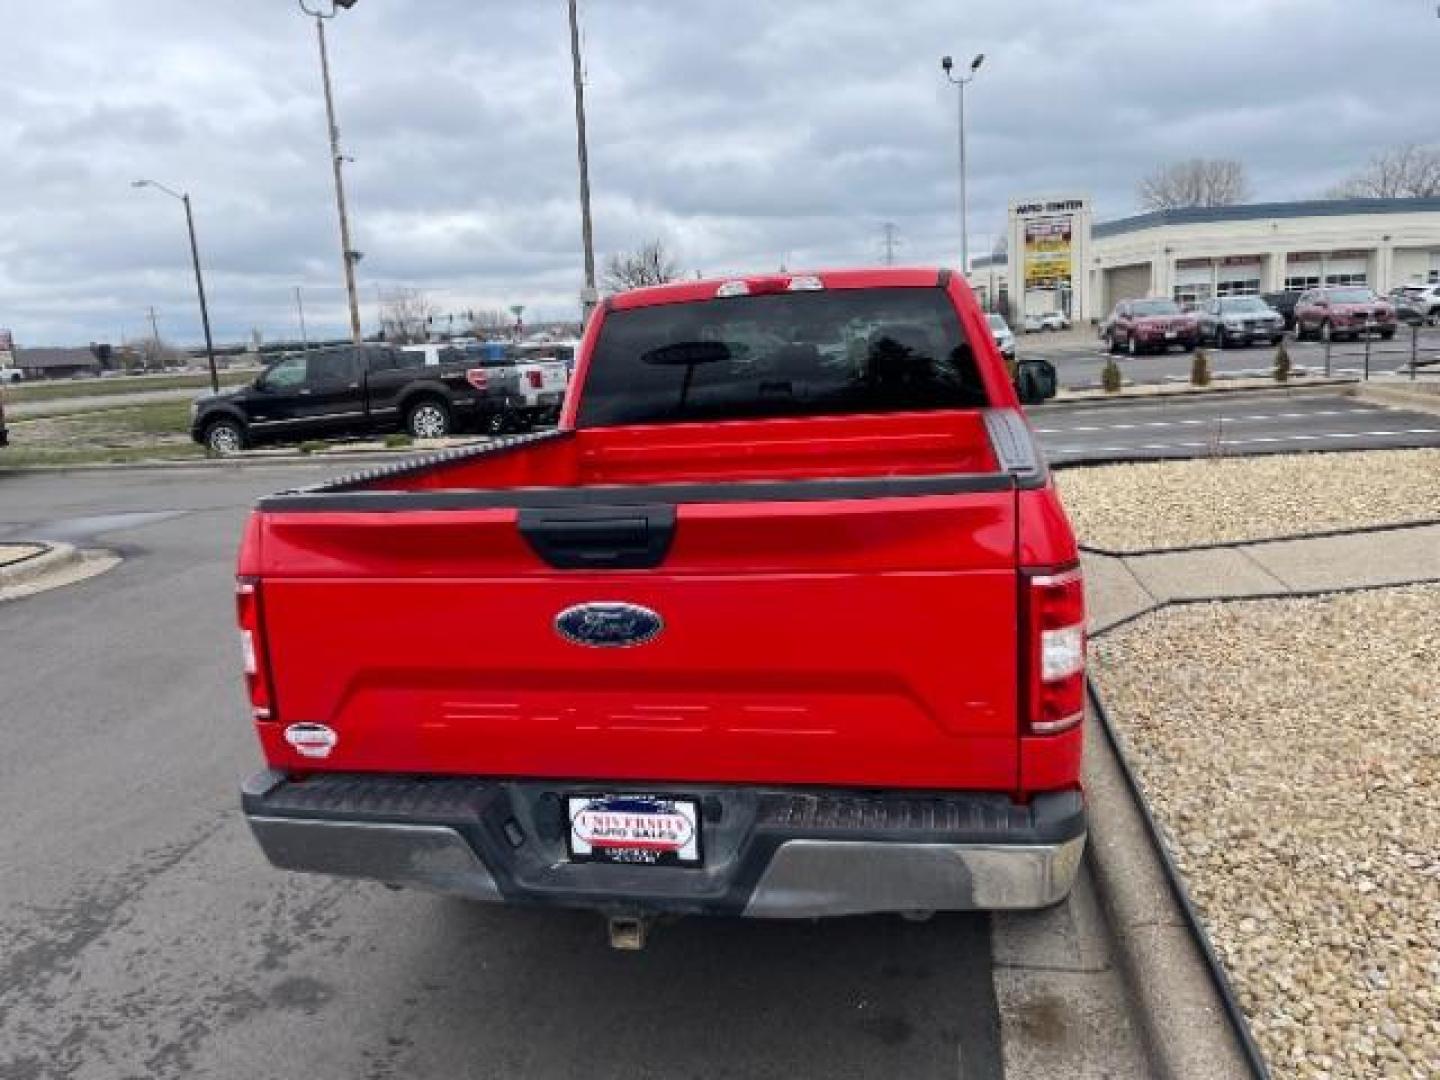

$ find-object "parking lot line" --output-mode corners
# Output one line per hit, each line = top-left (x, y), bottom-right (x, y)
(1052, 427), (1440, 455)
(1034, 409), (1375, 434)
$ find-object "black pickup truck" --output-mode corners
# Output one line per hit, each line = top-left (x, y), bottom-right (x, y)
(190, 344), (523, 454)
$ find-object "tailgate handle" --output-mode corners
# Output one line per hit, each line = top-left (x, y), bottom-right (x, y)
(518, 505), (676, 570)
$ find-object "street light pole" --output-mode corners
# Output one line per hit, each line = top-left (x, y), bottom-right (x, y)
(942, 53), (985, 276)
(567, 0), (598, 325)
(300, 0), (364, 345)
(131, 180), (220, 393)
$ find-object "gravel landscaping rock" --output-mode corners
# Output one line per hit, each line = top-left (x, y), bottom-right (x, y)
(1056, 449), (1440, 551)
(1093, 586), (1440, 1079)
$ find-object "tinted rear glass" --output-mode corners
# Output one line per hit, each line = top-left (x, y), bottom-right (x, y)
(577, 287), (984, 428)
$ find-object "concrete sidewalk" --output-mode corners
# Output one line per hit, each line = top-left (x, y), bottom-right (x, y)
(1083, 522), (1440, 633)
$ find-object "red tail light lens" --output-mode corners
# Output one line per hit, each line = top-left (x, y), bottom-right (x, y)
(527, 370), (544, 389)
(235, 577), (276, 721)
(465, 368), (488, 391)
(1023, 566), (1086, 735)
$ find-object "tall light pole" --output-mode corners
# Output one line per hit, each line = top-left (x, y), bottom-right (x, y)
(942, 53), (985, 276)
(300, 0), (364, 345)
(567, 0), (599, 325)
(131, 180), (219, 393)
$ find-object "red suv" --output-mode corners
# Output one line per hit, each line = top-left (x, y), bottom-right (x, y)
(1103, 298), (1199, 356)
(1293, 287), (1397, 342)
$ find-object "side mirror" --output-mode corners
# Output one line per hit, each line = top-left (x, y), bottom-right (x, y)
(1015, 358), (1057, 404)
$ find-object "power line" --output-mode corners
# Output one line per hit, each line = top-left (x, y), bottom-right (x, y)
(880, 222), (902, 266)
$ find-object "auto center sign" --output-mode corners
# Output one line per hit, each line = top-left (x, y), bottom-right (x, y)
(1008, 196), (1092, 320)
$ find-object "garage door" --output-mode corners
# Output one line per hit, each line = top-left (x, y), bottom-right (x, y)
(1105, 264), (1152, 309)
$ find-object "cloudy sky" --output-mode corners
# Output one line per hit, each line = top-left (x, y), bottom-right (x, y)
(2, 0), (1433, 346)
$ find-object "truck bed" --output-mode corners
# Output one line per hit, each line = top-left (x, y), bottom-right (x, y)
(246, 407), (1048, 791)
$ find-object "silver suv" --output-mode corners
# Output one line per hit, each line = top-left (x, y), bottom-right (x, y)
(1398, 283), (1440, 326)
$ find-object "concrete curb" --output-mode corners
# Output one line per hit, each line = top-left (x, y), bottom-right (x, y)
(1356, 382), (1440, 416)
(1082, 701), (1262, 1079)
(0, 542), (81, 588)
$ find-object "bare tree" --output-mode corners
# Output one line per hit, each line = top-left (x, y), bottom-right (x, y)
(466, 308), (511, 335)
(602, 239), (680, 293)
(1137, 159), (1250, 211)
(1327, 144), (1440, 199)
(378, 288), (438, 344)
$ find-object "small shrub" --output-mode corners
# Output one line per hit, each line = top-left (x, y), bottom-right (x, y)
(1101, 358), (1123, 393)
(297, 440), (326, 456)
(1190, 348), (1211, 387)
(1273, 339), (1292, 383)
(383, 433), (413, 449)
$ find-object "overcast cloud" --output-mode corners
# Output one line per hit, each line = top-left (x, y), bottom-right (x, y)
(1, 0), (1433, 346)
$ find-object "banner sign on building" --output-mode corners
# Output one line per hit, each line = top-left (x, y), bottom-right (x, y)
(1023, 217), (1073, 290)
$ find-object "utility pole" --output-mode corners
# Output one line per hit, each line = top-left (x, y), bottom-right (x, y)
(880, 222), (901, 266)
(942, 53), (986, 275)
(295, 287), (310, 350)
(567, 0), (599, 325)
(301, 1), (364, 345)
(147, 306), (161, 345)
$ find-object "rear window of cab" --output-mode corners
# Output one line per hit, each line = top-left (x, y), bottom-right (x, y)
(577, 287), (986, 428)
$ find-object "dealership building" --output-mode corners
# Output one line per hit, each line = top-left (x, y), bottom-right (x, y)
(967, 196), (1440, 322)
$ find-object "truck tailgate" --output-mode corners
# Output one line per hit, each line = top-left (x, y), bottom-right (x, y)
(254, 487), (1022, 790)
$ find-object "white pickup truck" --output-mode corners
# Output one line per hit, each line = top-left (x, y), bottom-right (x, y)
(402, 342), (569, 430)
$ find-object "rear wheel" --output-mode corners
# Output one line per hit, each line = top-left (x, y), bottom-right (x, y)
(203, 417), (245, 456)
(1380, 329), (1396, 341)
(405, 398), (451, 440)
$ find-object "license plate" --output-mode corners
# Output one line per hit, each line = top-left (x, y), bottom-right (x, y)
(1165, 331), (1177, 340)
(567, 794), (702, 867)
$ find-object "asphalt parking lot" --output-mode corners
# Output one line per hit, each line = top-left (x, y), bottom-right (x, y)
(1032, 392), (1440, 463)
(0, 467), (1016, 1080)
(1020, 327), (1440, 390)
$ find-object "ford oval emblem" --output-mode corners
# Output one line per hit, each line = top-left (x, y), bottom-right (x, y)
(555, 602), (664, 648)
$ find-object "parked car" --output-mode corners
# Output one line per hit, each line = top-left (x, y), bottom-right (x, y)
(1023, 311), (1070, 333)
(1395, 283), (1440, 325)
(1293, 287), (1397, 342)
(986, 312), (1016, 359)
(1103, 298), (1200, 355)
(455, 343), (569, 428)
(1261, 290), (1304, 331)
(237, 268), (1087, 937)
(1387, 289), (1426, 327)
(1196, 296), (1286, 348)
(190, 344), (524, 455)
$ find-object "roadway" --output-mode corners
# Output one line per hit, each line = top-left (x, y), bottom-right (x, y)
(0, 466), (1022, 1079)
(8, 388), (1429, 1075)
(1031, 392), (1440, 464)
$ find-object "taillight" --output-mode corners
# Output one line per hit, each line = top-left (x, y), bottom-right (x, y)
(527, 370), (544, 389)
(1022, 566), (1086, 735)
(465, 368), (488, 391)
(235, 576), (276, 721)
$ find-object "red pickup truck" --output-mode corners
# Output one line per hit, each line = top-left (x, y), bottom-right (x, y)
(238, 268), (1086, 940)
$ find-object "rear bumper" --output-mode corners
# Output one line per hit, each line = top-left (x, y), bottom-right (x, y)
(243, 771), (1084, 917)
